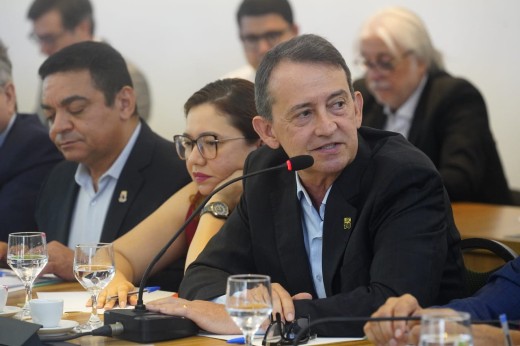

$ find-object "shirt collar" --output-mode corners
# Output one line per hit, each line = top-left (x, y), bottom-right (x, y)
(295, 171), (333, 208)
(384, 73), (428, 120)
(75, 121), (142, 187)
(0, 113), (17, 148)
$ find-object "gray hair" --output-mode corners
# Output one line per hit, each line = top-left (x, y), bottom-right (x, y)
(0, 39), (12, 87)
(255, 34), (355, 122)
(357, 7), (444, 72)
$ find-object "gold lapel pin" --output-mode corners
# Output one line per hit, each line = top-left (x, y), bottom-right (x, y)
(119, 190), (128, 203)
(344, 217), (352, 230)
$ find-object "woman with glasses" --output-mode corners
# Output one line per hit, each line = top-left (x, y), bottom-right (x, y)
(94, 78), (262, 309)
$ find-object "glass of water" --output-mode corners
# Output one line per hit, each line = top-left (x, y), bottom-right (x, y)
(226, 274), (273, 346)
(7, 232), (48, 319)
(74, 243), (115, 331)
(419, 310), (473, 346)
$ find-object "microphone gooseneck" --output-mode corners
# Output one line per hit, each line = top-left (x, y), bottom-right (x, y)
(134, 155), (313, 309)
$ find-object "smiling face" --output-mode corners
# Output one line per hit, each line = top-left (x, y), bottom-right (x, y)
(360, 36), (427, 110)
(253, 61), (363, 185)
(42, 70), (136, 173)
(184, 103), (260, 196)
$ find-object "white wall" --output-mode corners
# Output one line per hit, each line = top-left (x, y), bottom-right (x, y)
(1, 0), (519, 189)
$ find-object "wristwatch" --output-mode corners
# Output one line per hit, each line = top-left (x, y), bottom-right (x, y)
(200, 202), (229, 219)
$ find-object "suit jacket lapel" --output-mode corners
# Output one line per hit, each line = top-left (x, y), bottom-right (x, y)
(322, 135), (371, 296)
(51, 164), (79, 244)
(271, 171), (317, 298)
(100, 120), (153, 243)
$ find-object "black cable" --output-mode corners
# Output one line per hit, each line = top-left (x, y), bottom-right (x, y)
(40, 323), (124, 342)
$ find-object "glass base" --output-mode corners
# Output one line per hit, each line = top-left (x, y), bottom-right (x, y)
(74, 314), (103, 332)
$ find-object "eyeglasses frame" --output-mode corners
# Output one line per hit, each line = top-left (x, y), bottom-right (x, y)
(173, 134), (247, 160)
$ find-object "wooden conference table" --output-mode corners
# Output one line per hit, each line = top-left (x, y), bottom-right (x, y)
(452, 202), (520, 271)
(6, 282), (372, 346)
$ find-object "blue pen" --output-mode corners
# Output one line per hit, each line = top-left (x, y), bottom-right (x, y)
(107, 286), (161, 300)
(227, 337), (245, 344)
(500, 313), (513, 346)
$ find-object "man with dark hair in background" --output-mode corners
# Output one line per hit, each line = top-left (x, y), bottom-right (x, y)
(34, 41), (190, 283)
(27, 0), (152, 123)
(223, 0), (298, 82)
(0, 38), (62, 243)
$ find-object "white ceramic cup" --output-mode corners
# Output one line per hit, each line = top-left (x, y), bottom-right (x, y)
(0, 285), (7, 311)
(29, 298), (63, 328)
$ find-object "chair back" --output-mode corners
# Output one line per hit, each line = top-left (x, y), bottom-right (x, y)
(461, 237), (518, 297)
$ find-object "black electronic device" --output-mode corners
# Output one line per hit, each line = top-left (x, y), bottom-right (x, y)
(0, 316), (43, 346)
(104, 155), (314, 343)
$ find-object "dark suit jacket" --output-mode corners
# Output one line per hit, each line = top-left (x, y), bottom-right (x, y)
(355, 72), (512, 205)
(0, 113), (63, 242)
(35, 120), (191, 244)
(180, 127), (465, 336)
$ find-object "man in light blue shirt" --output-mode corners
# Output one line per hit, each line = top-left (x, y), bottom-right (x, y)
(35, 41), (190, 281)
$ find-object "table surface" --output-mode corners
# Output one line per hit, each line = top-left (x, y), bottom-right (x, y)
(6, 282), (372, 346)
(452, 202), (520, 253)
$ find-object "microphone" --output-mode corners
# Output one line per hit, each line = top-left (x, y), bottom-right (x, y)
(104, 155), (313, 343)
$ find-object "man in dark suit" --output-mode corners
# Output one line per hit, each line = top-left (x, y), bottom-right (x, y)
(0, 39), (63, 243)
(35, 41), (190, 280)
(354, 7), (511, 205)
(142, 35), (465, 337)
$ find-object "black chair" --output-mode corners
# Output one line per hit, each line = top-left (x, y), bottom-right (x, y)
(461, 237), (518, 297)
(511, 189), (520, 206)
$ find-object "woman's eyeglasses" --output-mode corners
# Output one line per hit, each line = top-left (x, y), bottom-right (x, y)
(173, 134), (247, 160)
(262, 312), (316, 345)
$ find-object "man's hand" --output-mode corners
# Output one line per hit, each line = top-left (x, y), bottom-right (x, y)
(146, 297), (241, 334)
(364, 294), (424, 346)
(0, 241), (7, 266)
(40, 241), (75, 281)
(260, 283), (312, 332)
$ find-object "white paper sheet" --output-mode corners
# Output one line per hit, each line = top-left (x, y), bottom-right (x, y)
(37, 290), (176, 313)
(198, 332), (364, 345)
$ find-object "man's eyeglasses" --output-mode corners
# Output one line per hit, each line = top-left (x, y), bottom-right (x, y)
(240, 28), (291, 51)
(262, 313), (317, 345)
(28, 31), (67, 47)
(173, 134), (247, 160)
(355, 50), (413, 72)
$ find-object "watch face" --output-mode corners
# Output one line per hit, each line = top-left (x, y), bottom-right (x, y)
(213, 202), (228, 215)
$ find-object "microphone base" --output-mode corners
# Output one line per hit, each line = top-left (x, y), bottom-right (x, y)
(104, 308), (199, 343)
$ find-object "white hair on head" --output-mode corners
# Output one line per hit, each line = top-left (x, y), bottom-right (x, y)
(357, 6), (444, 71)
(0, 39), (12, 87)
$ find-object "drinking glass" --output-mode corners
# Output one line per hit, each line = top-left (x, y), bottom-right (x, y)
(226, 274), (273, 346)
(7, 232), (48, 319)
(73, 243), (115, 331)
(419, 310), (474, 346)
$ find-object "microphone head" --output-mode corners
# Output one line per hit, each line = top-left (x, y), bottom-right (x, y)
(287, 155), (314, 171)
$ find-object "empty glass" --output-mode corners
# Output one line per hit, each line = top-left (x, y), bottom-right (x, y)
(419, 310), (474, 346)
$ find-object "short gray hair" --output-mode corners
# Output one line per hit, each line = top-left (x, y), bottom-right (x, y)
(357, 7), (444, 72)
(0, 39), (12, 87)
(255, 34), (355, 122)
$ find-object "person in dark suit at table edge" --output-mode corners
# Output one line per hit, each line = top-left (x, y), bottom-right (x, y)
(142, 34), (466, 337)
(34, 41), (191, 283)
(0, 38), (63, 244)
(354, 7), (512, 205)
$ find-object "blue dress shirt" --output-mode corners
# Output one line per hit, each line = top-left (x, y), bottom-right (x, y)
(296, 172), (332, 299)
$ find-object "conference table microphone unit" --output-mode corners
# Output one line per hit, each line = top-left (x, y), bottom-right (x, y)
(104, 155), (314, 343)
